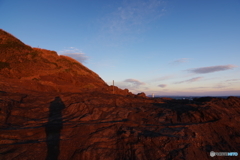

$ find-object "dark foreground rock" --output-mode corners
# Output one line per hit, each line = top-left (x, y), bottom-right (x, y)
(1, 92), (240, 160)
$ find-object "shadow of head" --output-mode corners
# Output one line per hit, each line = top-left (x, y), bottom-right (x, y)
(48, 97), (65, 119)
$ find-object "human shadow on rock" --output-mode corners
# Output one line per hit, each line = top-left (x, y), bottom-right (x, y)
(45, 97), (65, 160)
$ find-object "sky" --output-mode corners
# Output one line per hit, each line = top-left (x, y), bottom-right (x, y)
(1, 0), (240, 96)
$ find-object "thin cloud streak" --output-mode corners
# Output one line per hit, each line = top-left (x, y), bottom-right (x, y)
(124, 79), (145, 86)
(188, 65), (237, 74)
(213, 84), (228, 89)
(175, 77), (203, 84)
(170, 58), (189, 65)
(158, 84), (167, 88)
(226, 79), (240, 82)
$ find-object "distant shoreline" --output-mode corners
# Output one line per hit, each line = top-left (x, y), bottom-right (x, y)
(147, 95), (240, 100)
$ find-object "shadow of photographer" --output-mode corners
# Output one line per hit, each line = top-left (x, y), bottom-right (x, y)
(45, 97), (65, 160)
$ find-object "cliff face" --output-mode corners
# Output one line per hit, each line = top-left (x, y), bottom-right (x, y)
(0, 29), (108, 93)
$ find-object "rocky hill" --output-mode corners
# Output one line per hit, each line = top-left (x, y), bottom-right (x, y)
(0, 29), (239, 160)
(0, 29), (110, 93)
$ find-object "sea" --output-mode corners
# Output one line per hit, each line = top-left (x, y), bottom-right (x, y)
(148, 95), (240, 100)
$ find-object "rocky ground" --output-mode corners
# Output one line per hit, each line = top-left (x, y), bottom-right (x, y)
(1, 91), (240, 160)
(1, 29), (240, 160)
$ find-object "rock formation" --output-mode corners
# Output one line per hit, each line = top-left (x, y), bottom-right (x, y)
(0, 29), (239, 160)
(0, 29), (109, 93)
(136, 92), (147, 98)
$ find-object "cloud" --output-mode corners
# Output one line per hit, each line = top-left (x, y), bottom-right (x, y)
(226, 79), (240, 82)
(225, 79), (240, 85)
(189, 87), (209, 89)
(187, 65), (237, 74)
(105, 0), (166, 33)
(58, 47), (88, 63)
(213, 84), (228, 89)
(175, 77), (203, 84)
(124, 79), (145, 87)
(170, 58), (189, 65)
(158, 84), (167, 88)
(115, 79), (146, 93)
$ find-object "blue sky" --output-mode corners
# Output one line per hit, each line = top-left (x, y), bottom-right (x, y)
(1, 0), (240, 96)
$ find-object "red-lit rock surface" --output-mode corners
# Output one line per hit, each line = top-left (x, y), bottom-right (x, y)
(1, 92), (240, 160)
(1, 29), (240, 160)
(0, 29), (109, 93)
